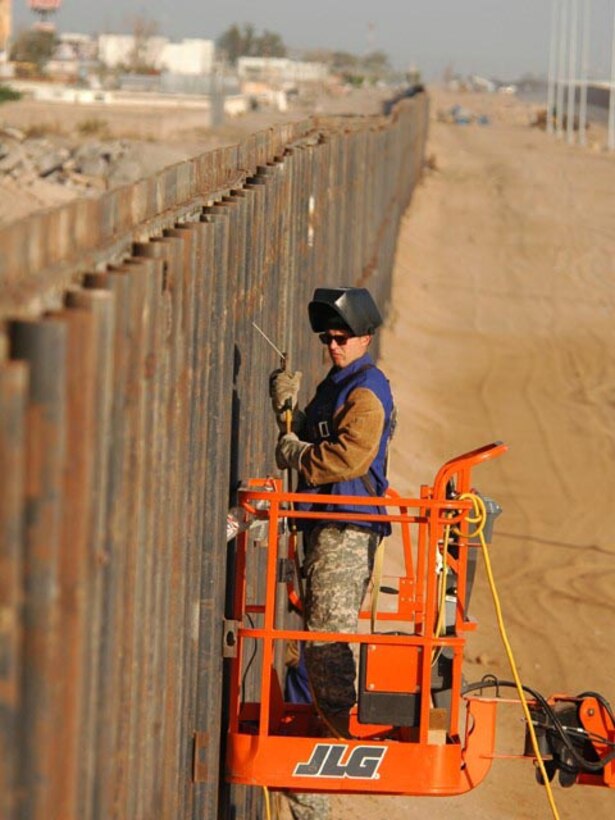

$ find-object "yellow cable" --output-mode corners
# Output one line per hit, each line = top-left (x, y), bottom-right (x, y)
(263, 785), (272, 820)
(456, 493), (560, 820)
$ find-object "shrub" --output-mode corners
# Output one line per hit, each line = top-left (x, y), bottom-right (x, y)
(24, 122), (66, 138)
(0, 85), (22, 104)
(77, 117), (109, 137)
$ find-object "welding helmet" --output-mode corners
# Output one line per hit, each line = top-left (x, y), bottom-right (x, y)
(308, 287), (383, 336)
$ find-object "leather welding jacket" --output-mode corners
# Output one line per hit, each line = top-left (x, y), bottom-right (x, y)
(295, 353), (394, 537)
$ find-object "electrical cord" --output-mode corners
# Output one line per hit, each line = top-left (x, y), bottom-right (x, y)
(241, 613), (259, 704)
(262, 784), (272, 820)
(457, 493), (560, 820)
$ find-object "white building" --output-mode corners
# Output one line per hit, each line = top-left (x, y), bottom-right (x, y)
(57, 32), (99, 61)
(98, 34), (168, 70)
(237, 57), (329, 85)
(98, 34), (214, 75)
(161, 39), (214, 75)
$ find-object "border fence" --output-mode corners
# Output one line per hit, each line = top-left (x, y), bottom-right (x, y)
(0, 92), (428, 819)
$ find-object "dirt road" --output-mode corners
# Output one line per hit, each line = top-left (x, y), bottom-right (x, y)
(329, 90), (615, 819)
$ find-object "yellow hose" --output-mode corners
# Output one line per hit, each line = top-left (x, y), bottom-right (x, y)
(263, 784), (272, 820)
(456, 493), (560, 820)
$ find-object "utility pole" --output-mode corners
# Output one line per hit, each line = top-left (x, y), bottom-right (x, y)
(578, 0), (591, 146)
(547, 0), (560, 135)
(556, 0), (569, 138)
(609, 0), (615, 150)
(366, 21), (376, 55)
(567, 0), (578, 144)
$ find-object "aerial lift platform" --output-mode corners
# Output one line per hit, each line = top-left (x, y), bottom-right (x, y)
(194, 443), (614, 806)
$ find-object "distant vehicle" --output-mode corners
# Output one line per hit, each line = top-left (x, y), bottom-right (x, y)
(470, 75), (497, 93)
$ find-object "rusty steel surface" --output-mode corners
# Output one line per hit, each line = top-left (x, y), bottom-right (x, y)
(0, 94), (428, 819)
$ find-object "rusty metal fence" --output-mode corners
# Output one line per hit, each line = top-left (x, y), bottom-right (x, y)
(0, 93), (428, 819)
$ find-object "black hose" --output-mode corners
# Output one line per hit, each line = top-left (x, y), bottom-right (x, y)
(241, 613), (259, 704)
(462, 678), (615, 773)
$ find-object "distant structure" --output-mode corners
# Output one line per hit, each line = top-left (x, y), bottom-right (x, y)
(162, 39), (214, 76)
(0, 0), (12, 56)
(29, 0), (61, 31)
(98, 33), (168, 72)
(366, 21), (376, 54)
(237, 57), (329, 85)
(98, 34), (215, 76)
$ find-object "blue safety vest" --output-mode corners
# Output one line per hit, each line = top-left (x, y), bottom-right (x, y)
(297, 353), (394, 536)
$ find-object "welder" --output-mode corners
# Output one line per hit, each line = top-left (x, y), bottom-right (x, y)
(270, 286), (395, 739)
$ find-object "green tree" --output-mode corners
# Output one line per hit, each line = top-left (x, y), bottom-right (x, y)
(257, 29), (286, 58)
(217, 24), (252, 65)
(10, 29), (57, 72)
(361, 50), (390, 74)
(127, 14), (160, 73)
(0, 85), (22, 104)
(217, 24), (286, 65)
(330, 51), (359, 72)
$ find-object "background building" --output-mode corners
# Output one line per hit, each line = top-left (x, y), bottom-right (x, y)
(98, 33), (168, 71)
(98, 34), (215, 76)
(161, 39), (214, 75)
(237, 56), (329, 84)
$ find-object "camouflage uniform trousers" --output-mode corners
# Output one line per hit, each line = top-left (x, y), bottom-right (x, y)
(303, 522), (380, 715)
(285, 524), (379, 820)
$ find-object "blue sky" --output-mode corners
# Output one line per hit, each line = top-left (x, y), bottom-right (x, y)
(14, 0), (615, 80)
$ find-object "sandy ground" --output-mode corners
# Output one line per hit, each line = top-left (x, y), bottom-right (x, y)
(325, 90), (615, 819)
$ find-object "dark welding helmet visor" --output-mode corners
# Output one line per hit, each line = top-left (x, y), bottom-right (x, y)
(308, 287), (383, 336)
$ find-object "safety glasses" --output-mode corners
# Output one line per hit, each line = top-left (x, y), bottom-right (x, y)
(318, 332), (354, 346)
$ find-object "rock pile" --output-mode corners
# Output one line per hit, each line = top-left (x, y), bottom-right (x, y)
(0, 125), (145, 195)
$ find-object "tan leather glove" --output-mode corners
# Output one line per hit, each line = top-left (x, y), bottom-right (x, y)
(276, 433), (310, 471)
(269, 369), (302, 413)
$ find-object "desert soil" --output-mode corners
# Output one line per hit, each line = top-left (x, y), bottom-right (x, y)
(326, 90), (615, 819)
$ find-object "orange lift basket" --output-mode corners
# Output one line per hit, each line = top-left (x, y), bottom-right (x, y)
(201, 442), (615, 798)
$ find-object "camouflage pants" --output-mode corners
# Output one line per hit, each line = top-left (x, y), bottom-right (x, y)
(285, 790), (330, 820)
(285, 525), (378, 819)
(303, 523), (379, 714)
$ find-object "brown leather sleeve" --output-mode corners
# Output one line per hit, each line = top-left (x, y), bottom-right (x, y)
(299, 387), (385, 486)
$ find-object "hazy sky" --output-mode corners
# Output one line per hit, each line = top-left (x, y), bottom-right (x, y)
(14, 0), (615, 80)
